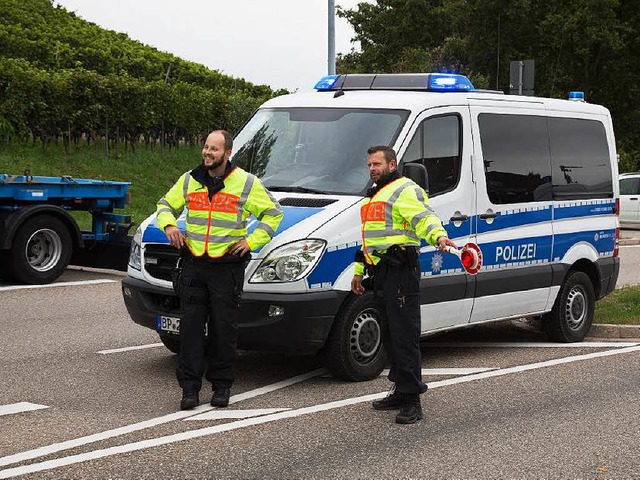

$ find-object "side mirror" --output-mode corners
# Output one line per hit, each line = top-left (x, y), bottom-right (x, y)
(401, 162), (429, 193)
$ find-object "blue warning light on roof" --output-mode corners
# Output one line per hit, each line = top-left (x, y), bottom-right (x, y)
(314, 75), (340, 91)
(569, 91), (585, 102)
(428, 73), (475, 92)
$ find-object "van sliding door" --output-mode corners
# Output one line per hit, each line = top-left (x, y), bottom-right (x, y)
(468, 105), (553, 323)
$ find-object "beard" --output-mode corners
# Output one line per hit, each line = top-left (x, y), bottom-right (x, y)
(203, 153), (225, 171)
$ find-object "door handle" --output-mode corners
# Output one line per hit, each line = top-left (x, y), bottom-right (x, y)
(450, 214), (469, 222)
(479, 212), (498, 220)
(631, 198), (638, 201)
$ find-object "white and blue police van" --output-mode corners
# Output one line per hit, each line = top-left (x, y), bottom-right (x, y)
(122, 73), (620, 381)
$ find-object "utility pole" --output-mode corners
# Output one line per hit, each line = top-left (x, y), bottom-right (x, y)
(328, 0), (336, 75)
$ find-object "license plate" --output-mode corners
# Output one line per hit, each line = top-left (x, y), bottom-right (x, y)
(157, 315), (180, 333)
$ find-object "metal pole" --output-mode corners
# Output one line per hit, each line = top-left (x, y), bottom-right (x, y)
(518, 60), (524, 95)
(328, 0), (336, 75)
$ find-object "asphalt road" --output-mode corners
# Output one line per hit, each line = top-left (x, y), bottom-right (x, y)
(0, 252), (639, 479)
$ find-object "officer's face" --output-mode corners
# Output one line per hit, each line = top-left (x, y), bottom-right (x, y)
(202, 132), (230, 171)
(367, 151), (396, 183)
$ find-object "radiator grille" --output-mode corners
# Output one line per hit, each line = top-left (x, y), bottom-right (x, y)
(144, 244), (180, 282)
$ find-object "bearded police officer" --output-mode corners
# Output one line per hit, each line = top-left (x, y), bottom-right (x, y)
(351, 145), (456, 424)
(157, 130), (283, 410)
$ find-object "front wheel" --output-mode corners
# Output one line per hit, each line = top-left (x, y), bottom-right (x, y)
(159, 333), (180, 354)
(543, 270), (595, 342)
(323, 292), (387, 381)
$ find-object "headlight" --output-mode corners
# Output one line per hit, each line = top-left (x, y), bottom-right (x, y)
(129, 227), (142, 270)
(249, 239), (326, 283)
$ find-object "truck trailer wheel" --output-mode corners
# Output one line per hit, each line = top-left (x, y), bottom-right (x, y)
(9, 215), (72, 284)
(544, 270), (595, 342)
(323, 292), (387, 381)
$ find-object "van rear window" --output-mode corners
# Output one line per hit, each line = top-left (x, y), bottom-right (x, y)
(548, 117), (612, 200)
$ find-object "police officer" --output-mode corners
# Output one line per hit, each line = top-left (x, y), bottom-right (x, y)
(157, 130), (283, 410)
(351, 145), (456, 424)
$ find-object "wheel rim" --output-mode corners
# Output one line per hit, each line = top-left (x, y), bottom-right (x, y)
(349, 308), (382, 365)
(565, 284), (588, 331)
(24, 228), (62, 272)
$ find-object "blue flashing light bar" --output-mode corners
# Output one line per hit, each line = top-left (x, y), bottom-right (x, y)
(569, 91), (585, 102)
(314, 73), (475, 92)
(314, 75), (340, 91)
(428, 73), (474, 92)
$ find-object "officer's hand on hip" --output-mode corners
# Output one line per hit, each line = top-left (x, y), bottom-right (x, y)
(229, 239), (250, 256)
(351, 275), (365, 295)
(437, 236), (457, 252)
(164, 225), (185, 249)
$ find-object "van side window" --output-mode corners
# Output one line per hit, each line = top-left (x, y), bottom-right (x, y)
(620, 177), (640, 195)
(478, 114), (552, 204)
(403, 115), (461, 196)
(548, 118), (612, 199)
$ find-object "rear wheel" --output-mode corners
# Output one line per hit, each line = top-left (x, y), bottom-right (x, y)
(544, 270), (595, 342)
(323, 292), (387, 381)
(9, 215), (72, 284)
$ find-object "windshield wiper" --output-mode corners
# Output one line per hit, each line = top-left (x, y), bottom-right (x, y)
(267, 185), (329, 194)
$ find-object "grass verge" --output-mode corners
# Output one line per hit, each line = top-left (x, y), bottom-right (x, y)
(595, 286), (640, 325)
(0, 140), (201, 229)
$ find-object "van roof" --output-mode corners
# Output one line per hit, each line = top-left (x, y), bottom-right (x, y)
(261, 90), (610, 116)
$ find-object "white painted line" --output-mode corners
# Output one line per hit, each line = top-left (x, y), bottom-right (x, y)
(97, 343), (164, 355)
(2, 346), (639, 479)
(0, 402), (48, 417)
(0, 279), (116, 292)
(0, 368), (326, 469)
(185, 408), (290, 421)
(381, 367), (496, 376)
(425, 341), (640, 348)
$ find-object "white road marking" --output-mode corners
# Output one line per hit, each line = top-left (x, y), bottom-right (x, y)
(382, 367), (497, 376)
(0, 279), (116, 292)
(425, 341), (640, 348)
(97, 343), (164, 354)
(0, 368), (326, 470)
(2, 345), (639, 479)
(0, 402), (48, 417)
(185, 408), (290, 421)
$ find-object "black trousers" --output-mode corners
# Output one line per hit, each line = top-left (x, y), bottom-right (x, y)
(176, 256), (246, 392)
(372, 259), (428, 395)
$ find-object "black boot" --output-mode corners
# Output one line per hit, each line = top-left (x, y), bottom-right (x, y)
(210, 387), (231, 408)
(180, 389), (200, 411)
(372, 386), (405, 411)
(395, 394), (423, 424)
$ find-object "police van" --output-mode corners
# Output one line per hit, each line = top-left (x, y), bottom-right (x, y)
(122, 73), (620, 381)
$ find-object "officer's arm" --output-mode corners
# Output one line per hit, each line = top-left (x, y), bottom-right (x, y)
(156, 173), (187, 231)
(398, 186), (448, 247)
(244, 179), (284, 251)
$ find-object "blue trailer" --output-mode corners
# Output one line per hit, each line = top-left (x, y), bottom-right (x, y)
(0, 171), (133, 284)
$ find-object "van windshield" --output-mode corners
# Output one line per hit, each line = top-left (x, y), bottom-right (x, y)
(231, 108), (409, 195)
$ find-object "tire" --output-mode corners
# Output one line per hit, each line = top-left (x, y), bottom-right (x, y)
(9, 215), (73, 284)
(543, 270), (595, 342)
(159, 333), (180, 354)
(323, 292), (387, 381)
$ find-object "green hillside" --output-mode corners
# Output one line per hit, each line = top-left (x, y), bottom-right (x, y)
(0, 0), (282, 148)
(0, 0), (284, 224)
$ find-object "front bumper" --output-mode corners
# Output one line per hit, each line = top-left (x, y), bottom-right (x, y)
(121, 276), (348, 354)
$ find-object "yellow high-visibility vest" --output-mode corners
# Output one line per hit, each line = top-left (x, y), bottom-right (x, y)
(156, 166), (283, 258)
(355, 176), (447, 275)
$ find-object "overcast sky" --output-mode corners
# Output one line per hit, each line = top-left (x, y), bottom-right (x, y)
(52, 0), (367, 92)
